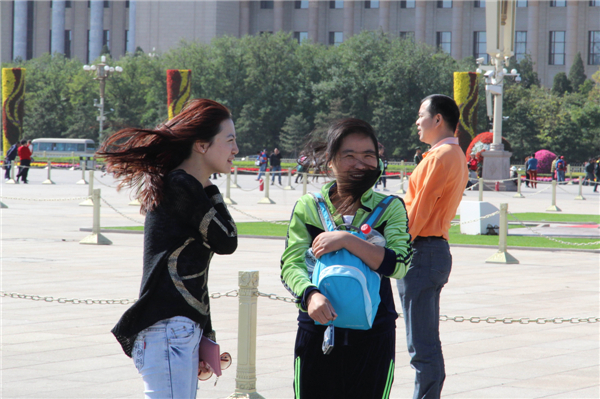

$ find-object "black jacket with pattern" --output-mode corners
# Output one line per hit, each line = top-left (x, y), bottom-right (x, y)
(112, 170), (237, 357)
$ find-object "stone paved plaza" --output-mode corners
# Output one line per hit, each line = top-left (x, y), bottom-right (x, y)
(2, 168), (599, 398)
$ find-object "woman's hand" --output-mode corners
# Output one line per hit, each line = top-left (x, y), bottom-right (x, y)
(311, 231), (352, 258)
(307, 291), (337, 324)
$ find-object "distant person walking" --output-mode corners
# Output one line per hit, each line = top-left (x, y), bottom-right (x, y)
(526, 153), (538, 188)
(98, 99), (239, 399)
(269, 148), (282, 185)
(4, 142), (19, 180)
(594, 158), (600, 193)
(16, 139), (32, 184)
(584, 159), (595, 186)
(556, 156), (566, 184)
(396, 95), (468, 399)
(413, 148), (423, 166)
(256, 149), (268, 181)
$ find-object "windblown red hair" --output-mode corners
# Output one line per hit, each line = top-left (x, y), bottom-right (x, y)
(97, 99), (231, 214)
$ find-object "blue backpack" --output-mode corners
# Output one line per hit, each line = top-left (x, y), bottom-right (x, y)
(309, 192), (395, 330)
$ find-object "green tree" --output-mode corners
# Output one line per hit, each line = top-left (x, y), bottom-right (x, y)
(279, 114), (310, 158)
(568, 52), (586, 92)
(552, 72), (571, 96)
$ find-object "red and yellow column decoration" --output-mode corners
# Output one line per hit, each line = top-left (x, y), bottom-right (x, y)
(2, 68), (25, 156)
(453, 71), (479, 154)
(166, 69), (191, 120)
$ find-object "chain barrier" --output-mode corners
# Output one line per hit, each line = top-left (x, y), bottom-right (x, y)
(524, 185), (552, 197)
(0, 195), (91, 201)
(94, 176), (117, 188)
(4, 290), (596, 324)
(507, 212), (600, 247)
(452, 210), (500, 226)
(100, 196), (145, 225)
(228, 204), (290, 226)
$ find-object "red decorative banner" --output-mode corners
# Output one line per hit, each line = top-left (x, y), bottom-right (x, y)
(167, 69), (191, 120)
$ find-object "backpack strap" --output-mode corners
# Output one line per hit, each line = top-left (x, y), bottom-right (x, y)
(309, 192), (337, 232)
(363, 195), (396, 228)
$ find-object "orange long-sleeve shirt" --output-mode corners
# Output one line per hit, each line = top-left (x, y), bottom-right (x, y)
(404, 140), (468, 241)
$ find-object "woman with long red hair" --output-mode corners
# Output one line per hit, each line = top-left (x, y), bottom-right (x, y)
(98, 99), (238, 398)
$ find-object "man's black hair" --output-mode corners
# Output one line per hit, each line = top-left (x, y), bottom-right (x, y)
(421, 94), (460, 133)
(20, 139), (27, 145)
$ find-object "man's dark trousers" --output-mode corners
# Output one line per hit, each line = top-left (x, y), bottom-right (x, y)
(397, 237), (452, 399)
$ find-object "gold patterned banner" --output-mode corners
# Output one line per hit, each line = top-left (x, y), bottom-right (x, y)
(2, 68), (25, 156)
(453, 72), (479, 154)
(167, 69), (191, 120)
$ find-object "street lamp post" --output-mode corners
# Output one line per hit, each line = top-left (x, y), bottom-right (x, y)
(83, 55), (123, 142)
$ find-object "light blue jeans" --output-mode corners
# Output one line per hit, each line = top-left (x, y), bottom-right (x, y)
(132, 316), (202, 399)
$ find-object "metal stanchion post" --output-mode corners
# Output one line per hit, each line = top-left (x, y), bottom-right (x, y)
(302, 172), (308, 195)
(231, 165), (241, 189)
(80, 170), (95, 206)
(396, 170), (406, 194)
(6, 162), (17, 184)
(76, 159), (88, 185)
(574, 176), (585, 200)
(478, 177), (484, 201)
(486, 203), (519, 264)
(80, 189), (112, 245)
(284, 168), (294, 190)
(227, 271), (265, 399)
(42, 161), (55, 185)
(567, 164), (572, 184)
(513, 172), (524, 198)
(546, 180), (561, 211)
(258, 172), (275, 204)
(69, 151), (76, 170)
(224, 173), (237, 205)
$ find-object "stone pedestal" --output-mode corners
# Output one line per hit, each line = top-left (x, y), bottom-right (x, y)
(481, 150), (517, 191)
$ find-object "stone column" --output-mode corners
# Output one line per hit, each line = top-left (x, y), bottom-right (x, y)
(274, 0), (284, 32)
(13, 1), (28, 60)
(127, 0), (136, 53)
(527, 0), (539, 72)
(308, 0), (319, 43)
(379, 1), (390, 33)
(415, 0), (427, 44)
(89, 0), (104, 62)
(51, 1), (66, 55)
(565, 0), (578, 73)
(240, 1), (250, 36)
(344, 0), (354, 40)
(451, 0), (463, 59)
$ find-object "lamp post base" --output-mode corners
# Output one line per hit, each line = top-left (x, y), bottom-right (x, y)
(481, 150), (517, 192)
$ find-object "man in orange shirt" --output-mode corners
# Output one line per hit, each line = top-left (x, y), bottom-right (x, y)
(397, 94), (468, 399)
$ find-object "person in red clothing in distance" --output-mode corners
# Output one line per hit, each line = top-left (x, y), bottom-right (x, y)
(16, 139), (32, 183)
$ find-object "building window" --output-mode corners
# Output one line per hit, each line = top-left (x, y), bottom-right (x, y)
(474, 1), (486, 8)
(515, 31), (527, 61)
(329, 31), (343, 46)
(104, 1), (110, 7)
(473, 32), (489, 63)
(399, 31), (415, 41)
(259, 31), (274, 35)
(51, 1), (72, 7)
(86, 30), (90, 63)
(516, 0), (528, 6)
(365, 1), (379, 8)
(589, 31), (600, 65)
(64, 30), (72, 58)
(549, 31), (565, 65)
(294, 31), (309, 43)
(437, 1), (452, 8)
(400, 0), (416, 8)
(437, 32), (451, 54)
(550, 0), (566, 7)
(260, 1), (274, 9)
(49, 30), (52, 52)
(126, 1), (129, 8)
(330, 1), (344, 9)
(295, 1), (309, 9)
(125, 30), (129, 52)
(590, 1), (600, 6)
(103, 30), (110, 49)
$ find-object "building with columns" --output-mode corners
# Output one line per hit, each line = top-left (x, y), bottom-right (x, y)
(2, 0), (599, 86)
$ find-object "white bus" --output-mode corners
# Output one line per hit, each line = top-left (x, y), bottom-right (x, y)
(31, 138), (96, 158)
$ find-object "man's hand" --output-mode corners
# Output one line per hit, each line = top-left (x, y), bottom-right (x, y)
(307, 291), (337, 325)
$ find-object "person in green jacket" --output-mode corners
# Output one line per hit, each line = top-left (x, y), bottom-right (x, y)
(280, 118), (412, 399)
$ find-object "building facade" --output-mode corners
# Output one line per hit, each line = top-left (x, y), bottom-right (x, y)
(2, 0), (599, 86)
